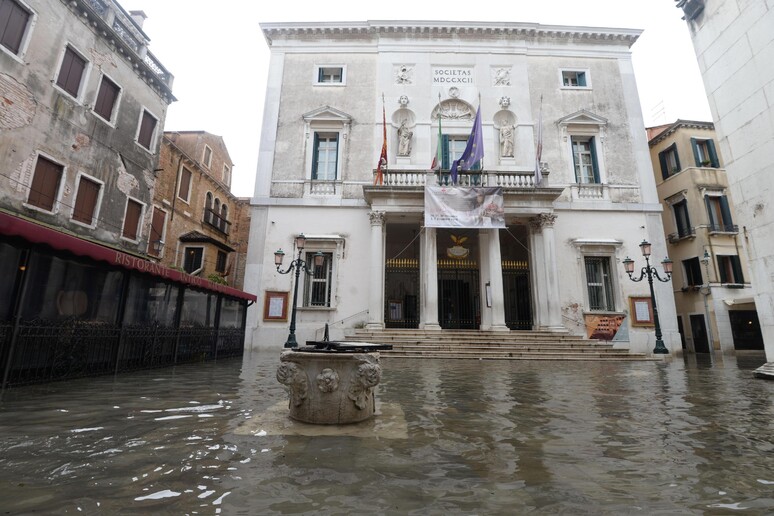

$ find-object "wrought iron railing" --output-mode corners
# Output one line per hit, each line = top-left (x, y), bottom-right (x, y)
(708, 223), (738, 234)
(668, 226), (696, 242)
(0, 320), (244, 388)
(204, 209), (231, 235)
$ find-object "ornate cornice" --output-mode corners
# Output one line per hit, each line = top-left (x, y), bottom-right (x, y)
(647, 119), (715, 147)
(261, 21), (641, 48)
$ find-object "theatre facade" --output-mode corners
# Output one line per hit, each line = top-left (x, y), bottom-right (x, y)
(244, 21), (680, 354)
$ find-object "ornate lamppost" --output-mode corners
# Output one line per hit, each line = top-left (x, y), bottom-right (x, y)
(622, 240), (674, 354)
(274, 234), (324, 348)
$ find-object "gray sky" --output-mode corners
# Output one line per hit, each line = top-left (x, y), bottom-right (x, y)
(127, 0), (710, 197)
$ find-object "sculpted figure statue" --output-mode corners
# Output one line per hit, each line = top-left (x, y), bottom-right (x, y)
(397, 120), (413, 156)
(500, 124), (515, 157)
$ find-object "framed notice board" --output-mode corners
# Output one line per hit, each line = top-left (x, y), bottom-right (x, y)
(263, 291), (289, 321)
(629, 296), (654, 326)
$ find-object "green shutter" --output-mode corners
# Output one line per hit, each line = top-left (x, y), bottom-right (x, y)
(731, 255), (744, 283)
(441, 134), (450, 170)
(311, 133), (320, 180)
(659, 150), (669, 179)
(691, 137), (701, 166)
(719, 195), (733, 228)
(571, 138), (579, 182)
(578, 72), (587, 87)
(589, 137), (600, 183)
(717, 256), (728, 283)
(708, 139), (719, 167)
(705, 196), (716, 228)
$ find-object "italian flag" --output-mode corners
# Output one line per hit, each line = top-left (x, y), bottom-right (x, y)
(430, 116), (442, 171)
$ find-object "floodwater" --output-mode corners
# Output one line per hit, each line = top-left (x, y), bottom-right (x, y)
(0, 351), (772, 515)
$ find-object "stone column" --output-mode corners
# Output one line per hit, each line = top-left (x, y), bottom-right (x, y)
(420, 226), (441, 330)
(366, 211), (385, 329)
(532, 213), (563, 330)
(484, 228), (509, 331)
(529, 218), (547, 329)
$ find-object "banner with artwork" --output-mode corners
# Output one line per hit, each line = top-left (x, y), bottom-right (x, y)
(424, 185), (505, 228)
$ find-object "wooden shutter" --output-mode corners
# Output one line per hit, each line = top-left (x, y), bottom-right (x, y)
(690, 138), (701, 166)
(178, 167), (192, 201)
(589, 137), (600, 183)
(0, 0), (30, 54)
(56, 47), (86, 97)
(311, 133), (320, 179)
(578, 72), (587, 87)
(704, 196), (717, 228)
(719, 195), (733, 228)
(708, 139), (719, 167)
(28, 157), (62, 211)
(659, 150), (669, 179)
(138, 110), (157, 149)
(730, 255), (744, 283)
(441, 134), (450, 170)
(94, 77), (119, 121)
(72, 177), (100, 224)
(148, 207), (165, 255)
(122, 199), (142, 240)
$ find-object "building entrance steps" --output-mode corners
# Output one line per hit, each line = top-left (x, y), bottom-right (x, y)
(345, 329), (660, 361)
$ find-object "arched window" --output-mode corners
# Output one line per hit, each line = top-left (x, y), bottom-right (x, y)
(205, 192), (213, 225)
(220, 204), (228, 233)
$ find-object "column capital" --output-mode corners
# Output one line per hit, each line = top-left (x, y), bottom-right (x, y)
(369, 210), (386, 227)
(529, 212), (557, 231)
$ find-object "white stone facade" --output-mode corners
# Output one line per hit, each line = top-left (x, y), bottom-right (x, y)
(676, 0), (774, 363)
(245, 21), (679, 354)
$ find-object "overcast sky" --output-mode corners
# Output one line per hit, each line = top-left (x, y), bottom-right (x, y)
(126, 0), (710, 197)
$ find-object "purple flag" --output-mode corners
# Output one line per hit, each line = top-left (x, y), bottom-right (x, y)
(451, 105), (484, 184)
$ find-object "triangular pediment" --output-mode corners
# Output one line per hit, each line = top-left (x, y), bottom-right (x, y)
(556, 109), (608, 127)
(303, 105), (353, 123)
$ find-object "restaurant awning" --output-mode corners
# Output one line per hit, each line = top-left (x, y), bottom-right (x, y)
(0, 211), (256, 302)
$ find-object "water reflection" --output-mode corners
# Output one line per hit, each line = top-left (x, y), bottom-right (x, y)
(0, 351), (772, 514)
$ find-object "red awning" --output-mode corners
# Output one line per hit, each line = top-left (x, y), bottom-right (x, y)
(0, 212), (256, 302)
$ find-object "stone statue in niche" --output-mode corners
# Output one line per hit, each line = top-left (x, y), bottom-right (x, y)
(494, 67), (511, 86)
(397, 120), (413, 156)
(500, 124), (515, 157)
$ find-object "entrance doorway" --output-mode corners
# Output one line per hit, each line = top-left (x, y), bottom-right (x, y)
(729, 310), (764, 350)
(500, 225), (532, 330)
(384, 224), (420, 329)
(437, 229), (479, 329)
(690, 314), (710, 353)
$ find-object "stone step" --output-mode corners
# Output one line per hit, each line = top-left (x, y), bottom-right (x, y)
(384, 345), (627, 353)
(381, 352), (658, 361)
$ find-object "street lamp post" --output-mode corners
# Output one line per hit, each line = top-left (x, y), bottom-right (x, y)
(274, 234), (324, 349)
(622, 240), (674, 355)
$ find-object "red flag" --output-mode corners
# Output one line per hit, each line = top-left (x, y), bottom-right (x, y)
(375, 100), (387, 185)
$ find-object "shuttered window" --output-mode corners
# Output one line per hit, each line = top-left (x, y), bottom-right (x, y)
(311, 133), (338, 180)
(27, 156), (63, 211)
(177, 167), (192, 202)
(183, 247), (203, 274)
(147, 207), (165, 256)
(717, 255), (744, 284)
(72, 176), (100, 224)
(572, 136), (600, 184)
(0, 0), (30, 55)
(122, 198), (142, 241)
(94, 76), (120, 121)
(215, 251), (227, 273)
(56, 46), (87, 98)
(137, 110), (157, 150)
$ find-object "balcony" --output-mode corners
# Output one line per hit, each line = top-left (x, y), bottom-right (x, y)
(372, 169), (542, 189)
(708, 223), (738, 234)
(203, 209), (231, 236)
(668, 227), (696, 243)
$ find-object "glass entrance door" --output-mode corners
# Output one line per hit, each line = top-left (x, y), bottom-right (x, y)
(437, 229), (479, 329)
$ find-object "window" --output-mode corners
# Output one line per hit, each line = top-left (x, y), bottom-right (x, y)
(584, 257), (614, 311)
(122, 198), (143, 241)
(304, 252), (333, 307)
(683, 257), (703, 286)
(0, 0), (31, 56)
(27, 155), (63, 211)
(440, 135), (481, 171)
(93, 75), (120, 122)
(215, 250), (227, 273)
(561, 70), (588, 88)
(222, 164), (230, 185)
(658, 144), (681, 179)
(177, 167), (192, 202)
(183, 247), (203, 274)
(312, 133), (338, 180)
(72, 175), (101, 225)
(571, 136), (600, 184)
(55, 45), (87, 99)
(705, 194), (735, 232)
(202, 145), (212, 168)
(136, 109), (158, 150)
(717, 255), (744, 284)
(316, 66), (344, 84)
(220, 204), (228, 233)
(691, 137), (719, 167)
(147, 206), (166, 257)
(673, 199), (693, 239)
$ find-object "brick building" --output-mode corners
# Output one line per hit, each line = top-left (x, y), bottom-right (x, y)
(153, 131), (250, 290)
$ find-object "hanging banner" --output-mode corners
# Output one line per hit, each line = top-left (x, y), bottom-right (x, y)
(424, 186), (505, 228)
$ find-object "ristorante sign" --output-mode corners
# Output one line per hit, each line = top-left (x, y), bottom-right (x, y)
(433, 67), (474, 84)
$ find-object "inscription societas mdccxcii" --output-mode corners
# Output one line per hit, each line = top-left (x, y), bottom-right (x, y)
(433, 67), (474, 84)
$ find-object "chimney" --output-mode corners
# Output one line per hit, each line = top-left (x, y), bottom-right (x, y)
(129, 10), (147, 29)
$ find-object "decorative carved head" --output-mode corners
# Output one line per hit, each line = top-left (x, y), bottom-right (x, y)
(399, 95), (409, 107)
